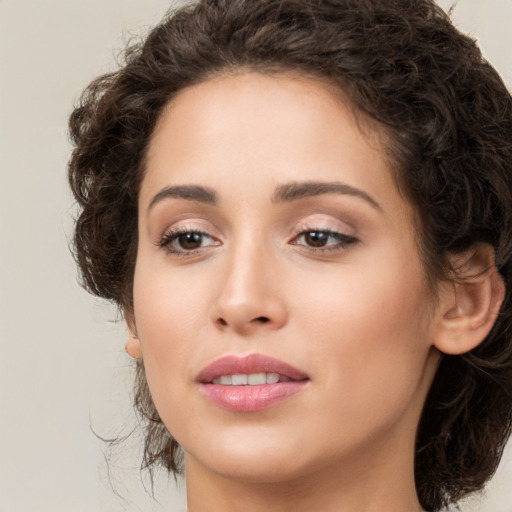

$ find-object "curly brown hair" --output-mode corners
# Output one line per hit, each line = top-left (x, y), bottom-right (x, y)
(68, 1), (512, 510)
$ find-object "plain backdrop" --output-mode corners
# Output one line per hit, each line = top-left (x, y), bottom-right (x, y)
(1, 1), (511, 511)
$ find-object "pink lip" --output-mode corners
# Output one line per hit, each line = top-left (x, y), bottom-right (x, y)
(197, 354), (309, 412)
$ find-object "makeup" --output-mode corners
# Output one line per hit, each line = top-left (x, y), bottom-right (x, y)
(197, 354), (309, 412)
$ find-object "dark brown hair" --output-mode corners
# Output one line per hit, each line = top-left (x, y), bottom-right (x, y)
(68, 1), (512, 510)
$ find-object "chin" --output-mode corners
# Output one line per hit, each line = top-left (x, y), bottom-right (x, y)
(181, 424), (316, 484)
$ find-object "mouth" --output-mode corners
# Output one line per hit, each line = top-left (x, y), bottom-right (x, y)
(211, 372), (292, 385)
(197, 354), (309, 412)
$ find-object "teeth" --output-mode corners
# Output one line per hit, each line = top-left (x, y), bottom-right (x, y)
(219, 375), (232, 385)
(266, 372), (279, 384)
(248, 372), (266, 385)
(212, 372), (283, 385)
(232, 374), (248, 385)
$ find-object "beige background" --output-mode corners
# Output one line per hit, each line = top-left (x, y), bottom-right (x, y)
(1, 1), (511, 511)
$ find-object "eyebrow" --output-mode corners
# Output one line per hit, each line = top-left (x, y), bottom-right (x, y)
(148, 185), (217, 211)
(271, 181), (381, 210)
(147, 180), (380, 212)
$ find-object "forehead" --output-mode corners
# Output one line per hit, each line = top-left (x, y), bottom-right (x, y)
(142, 71), (395, 199)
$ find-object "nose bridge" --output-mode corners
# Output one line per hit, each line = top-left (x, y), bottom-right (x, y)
(212, 231), (287, 333)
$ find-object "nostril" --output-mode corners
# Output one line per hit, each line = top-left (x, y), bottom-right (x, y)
(214, 314), (274, 329)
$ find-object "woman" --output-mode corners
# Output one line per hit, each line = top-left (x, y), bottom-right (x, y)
(68, 1), (512, 511)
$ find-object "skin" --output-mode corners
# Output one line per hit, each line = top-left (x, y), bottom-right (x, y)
(128, 72), (501, 512)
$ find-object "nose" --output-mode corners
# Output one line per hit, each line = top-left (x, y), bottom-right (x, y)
(211, 247), (288, 335)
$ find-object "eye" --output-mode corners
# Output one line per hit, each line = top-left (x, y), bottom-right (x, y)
(158, 229), (220, 255)
(291, 229), (358, 251)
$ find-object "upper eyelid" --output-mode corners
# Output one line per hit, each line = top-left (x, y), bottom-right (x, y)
(293, 218), (355, 236)
(158, 219), (220, 238)
(292, 228), (358, 242)
(154, 211), (358, 240)
(159, 225), (218, 242)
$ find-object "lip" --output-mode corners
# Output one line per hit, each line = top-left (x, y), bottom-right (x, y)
(197, 354), (309, 412)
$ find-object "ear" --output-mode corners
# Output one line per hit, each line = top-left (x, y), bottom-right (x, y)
(126, 334), (143, 359)
(433, 244), (505, 355)
(125, 315), (143, 360)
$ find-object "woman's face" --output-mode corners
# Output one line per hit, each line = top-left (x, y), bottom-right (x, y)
(133, 72), (441, 484)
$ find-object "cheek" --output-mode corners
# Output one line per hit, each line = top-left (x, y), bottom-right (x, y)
(134, 253), (212, 341)
(295, 243), (432, 351)
(295, 249), (434, 429)
(132, 257), (204, 413)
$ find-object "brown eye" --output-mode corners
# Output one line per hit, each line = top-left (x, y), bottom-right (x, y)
(159, 229), (220, 255)
(303, 231), (329, 247)
(291, 229), (358, 252)
(177, 232), (203, 250)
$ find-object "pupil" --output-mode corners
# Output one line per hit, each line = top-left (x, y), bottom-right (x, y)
(179, 232), (202, 249)
(305, 231), (328, 247)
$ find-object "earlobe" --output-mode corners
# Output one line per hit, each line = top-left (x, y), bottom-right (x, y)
(433, 246), (505, 355)
(125, 315), (143, 359)
(126, 333), (143, 359)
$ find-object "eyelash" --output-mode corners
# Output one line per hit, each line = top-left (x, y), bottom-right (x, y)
(290, 228), (358, 253)
(158, 227), (219, 256)
(157, 227), (358, 256)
